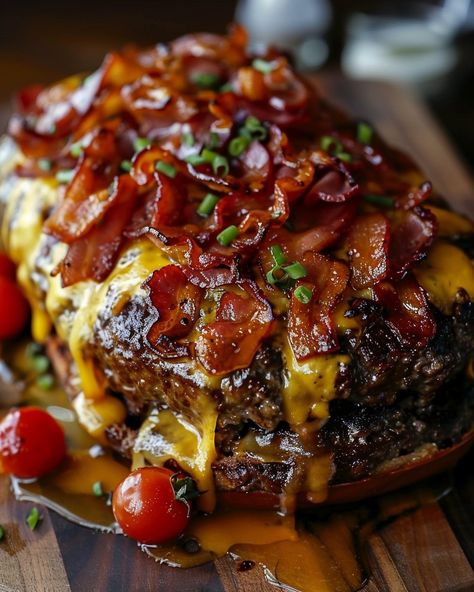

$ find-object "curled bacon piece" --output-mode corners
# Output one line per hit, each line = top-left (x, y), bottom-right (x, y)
(389, 206), (438, 280)
(374, 276), (436, 349)
(145, 265), (203, 358)
(288, 255), (350, 360)
(196, 281), (273, 375)
(45, 127), (121, 242)
(347, 213), (390, 290)
(55, 175), (138, 287)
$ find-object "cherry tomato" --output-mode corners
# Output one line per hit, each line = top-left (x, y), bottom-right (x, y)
(0, 276), (30, 339)
(112, 467), (192, 544)
(0, 253), (16, 280)
(0, 407), (66, 478)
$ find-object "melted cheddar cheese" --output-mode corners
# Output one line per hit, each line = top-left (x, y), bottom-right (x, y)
(132, 404), (218, 512)
(414, 240), (474, 313)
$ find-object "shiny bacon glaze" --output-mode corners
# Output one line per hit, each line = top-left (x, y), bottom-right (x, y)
(2, 26), (474, 506)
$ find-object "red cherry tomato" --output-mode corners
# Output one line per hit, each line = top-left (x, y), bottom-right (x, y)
(0, 407), (66, 478)
(112, 467), (191, 544)
(0, 253), (16, 280)
(0, 276), (30, 339)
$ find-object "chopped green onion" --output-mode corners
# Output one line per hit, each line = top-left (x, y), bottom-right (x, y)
(238, 127), (253, 142)
(26, 342), (43, 359)
(270, 244), (286, 266)
(217, 225), (239, 246)
(30, 354), (50, 374)
(320, 136), (342, 154)
(252, 58), (275, 74)
(197, 193), (220, 217)
(364, 194), (394, 208)
(206, 132), (220, 150)
(26, 507), (41, 531)
(56, 169), (75, 184)
(294, 285), (313, 304)
(0, 525), (4, 541)
(182, 132), (195, 147)
(283, 261), (307, 280)
(266, 266), (287, 286)
(155, 160), (177, 178)
(212, 155), (229, 176)
(228, 136), (249, 157)
(244, 116), (267, 140)
(202, 149), (229, 176)
(337, 152), (352, 163)
(133, 137), (151, 152)
(120, 160), (133, 172)
(357, 121), (373, 145)
(70, 142), (83, 157)
(36, 374), (55, 391)
(38, 158), (52, 172)
(92, 481), (104, 497)
(185, 154), (208, 166)
(220, 82), (233, 93)
(191, 72), (220, 89)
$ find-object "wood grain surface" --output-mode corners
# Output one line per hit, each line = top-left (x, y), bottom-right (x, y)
(0, 75), (473, 592)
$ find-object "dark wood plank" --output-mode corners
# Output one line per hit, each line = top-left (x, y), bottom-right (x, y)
(0, 476), (71, 592)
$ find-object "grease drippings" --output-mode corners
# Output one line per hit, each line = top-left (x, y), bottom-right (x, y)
(1, 341), (451, 592)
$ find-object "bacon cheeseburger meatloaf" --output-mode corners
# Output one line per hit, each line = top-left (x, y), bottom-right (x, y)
(1, 26), (473, 511)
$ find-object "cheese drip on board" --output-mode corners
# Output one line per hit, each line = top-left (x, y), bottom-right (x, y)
(133, 404), (218, 512)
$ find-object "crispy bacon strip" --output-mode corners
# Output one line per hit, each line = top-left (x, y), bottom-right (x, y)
(288, 255), (350, 360)
(374, 277), (436, 349)
(196, 281), (273, 375)
(55, 175), (138, 286)
(145, 265), (203, 359)
(347, 213), (390, 290)
(389, 206), (438, 280)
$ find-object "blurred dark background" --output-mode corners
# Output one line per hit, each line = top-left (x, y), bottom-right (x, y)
(1, 0), (473, 172)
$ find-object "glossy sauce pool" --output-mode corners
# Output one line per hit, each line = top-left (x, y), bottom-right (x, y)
(1, 340), (451, 592)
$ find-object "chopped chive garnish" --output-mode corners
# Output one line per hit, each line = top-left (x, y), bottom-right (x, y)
(70, 142), (83, 157)
(266, 266), (287, 286)
(26, 342), (43, 359)
(38, 158), (52, 172)
(270, 244), (286, 266)
(120, 160), (132, 172)
(294, 285), (313, 304)
(197, 193), (220, 217)
(337, 152), (352, 163)
(191, 72), (220, 89)
(212, 155), (229, 176)
(244, 116), (267, 140)
(182, 131), (195, 147)
(0, 525), (4, 541)
(357, 121), (373, 145)
(206, 132), (219, 150)
(185, 154), (208, 166)
(283, 261), (307, 280)
(228, 136), (249, 157)
(56, 169), (75, 184)
(217, 225), (239, 246)
(133, 137), (151, 152)
(36, 374), (55, 390)
(320, 136), (342, 154)
(92, 481), (104, 497)
(155, 160), (177, 178)
(252, 58), (275, 74)
(30, 354), (50, 373)
(202, 149), (229, 176)
(239, 127), (253, 141)
(26, 507), (41, 531)
(364, 194), (394, 208)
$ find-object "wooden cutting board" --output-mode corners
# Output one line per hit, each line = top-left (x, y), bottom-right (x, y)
(1, 74), (473, 592)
